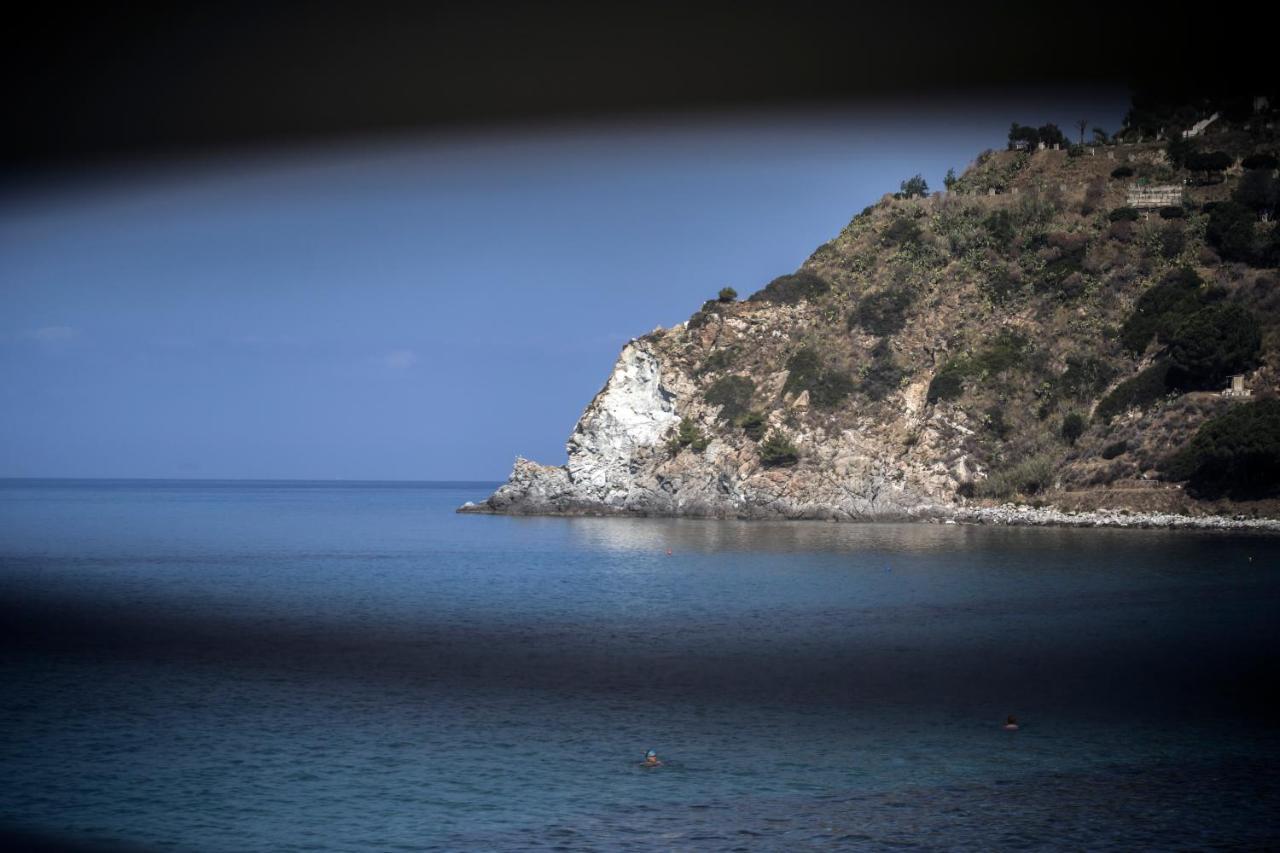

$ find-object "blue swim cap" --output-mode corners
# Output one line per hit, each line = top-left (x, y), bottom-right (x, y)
(645, 749), (656, 757)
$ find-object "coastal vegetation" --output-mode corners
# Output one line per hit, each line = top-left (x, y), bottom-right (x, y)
(1165, 399), (1280, 498)
(675, 91), (1280, 511)
(759, 429), (799, 467)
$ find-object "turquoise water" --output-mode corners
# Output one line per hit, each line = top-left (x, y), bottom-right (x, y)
(1, 480), (1278, 850)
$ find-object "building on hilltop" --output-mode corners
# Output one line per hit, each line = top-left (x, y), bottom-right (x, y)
(1126, 184), (1183, 210)
(1222, 375), (1252, 399)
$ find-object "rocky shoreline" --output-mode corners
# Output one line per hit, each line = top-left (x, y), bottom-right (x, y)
(459, 494), (1280, 532)
(948, 503), (1280, 532)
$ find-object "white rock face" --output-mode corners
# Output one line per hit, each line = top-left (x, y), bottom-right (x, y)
(565, 342), (679, 505)
(462, 337), (953, 520)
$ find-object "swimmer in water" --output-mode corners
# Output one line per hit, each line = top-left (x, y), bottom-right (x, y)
(1003, 715), (1019, 731)
(642, 749), (663, 767)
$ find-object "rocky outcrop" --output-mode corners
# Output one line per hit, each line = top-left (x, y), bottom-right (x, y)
(461, 337), (955, 520)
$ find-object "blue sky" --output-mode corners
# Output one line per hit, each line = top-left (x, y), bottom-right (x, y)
(0, 91), (1128, 480)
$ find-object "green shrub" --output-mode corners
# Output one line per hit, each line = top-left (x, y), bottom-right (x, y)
(1108, 220), (1135, 242)
(717, 286), (738, 302)
(1242, 152), (1279, 170)
(669, 416), (710, 453)
(698, 347), (736, 375)
(784, 348), (822, 393)
(882, 217), (923, 247)
(1081, 180), (1105, 216)
(1234, 169), (1280, 218)
(1061, 412), (1087, 444)
(736, 410), (766, 441)
(704, 375), (755, 422)
(849, 286), (915, 335)
(748, 270), (830, 304)
(783, 348), (855, 409)
(983, 209), (1016, 246)
(926, 332), (1029, 405)
(1186, 150), (1233, 175)
(1108, 206), (1140, 222)
(970, 330), (1029, 376)
(976, 455), (1056, 499)
(1164, 399), (1280, 498)
(860, 347), (907, 401)
(1110, 165), (1135, 179)
(985, 405), (1010, 439)
(1119, 267), (1205, 355)
(1165, 135), (1193, 169)
(759, 429), (800, 467)
(1266, 224), (1280, 267)
(1035, 236), (1088, 296)
(1159, 223), (1186, 259)
(1095, 361), (1172, 423)
(981, 265), (1023, 303)
(1101, 440), (1128, 459)
(687, 299), (721, 330)
(1060, 356), (1117, 397)
(1166, 303), (1262, 391)
(927, 359), (968, 403)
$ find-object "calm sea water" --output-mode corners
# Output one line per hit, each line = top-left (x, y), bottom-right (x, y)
(1, 479), (1278, 851)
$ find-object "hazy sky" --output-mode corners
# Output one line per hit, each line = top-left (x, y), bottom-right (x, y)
(1, 91), (1128, 480)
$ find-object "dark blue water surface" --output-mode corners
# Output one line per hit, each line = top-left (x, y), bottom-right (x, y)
(2, 480), (1278, 851)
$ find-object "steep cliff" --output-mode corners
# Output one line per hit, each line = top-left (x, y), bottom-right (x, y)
(464, 99), (1280, 521)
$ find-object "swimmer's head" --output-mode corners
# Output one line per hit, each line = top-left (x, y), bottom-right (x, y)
(645, 749), (657, 758)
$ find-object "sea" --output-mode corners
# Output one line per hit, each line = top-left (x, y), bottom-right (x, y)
(1, 479), (1278, 851)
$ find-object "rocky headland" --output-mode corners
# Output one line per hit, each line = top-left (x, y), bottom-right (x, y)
(463, 95), (1280, 529)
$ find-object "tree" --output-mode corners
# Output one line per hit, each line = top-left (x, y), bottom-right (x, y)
(759, 429), (799, 467)
(1242, 152), (1279, 170)
(1119, 267), (1204, 355)
(1165, 134), (1193, 169)
(1186, 150), (1233, 177)
(943, 168), (958, 191)
(1061, 412), (1087, 444)
(1092, 127), (1110, 145)
(735, 410), (766, 441)
(1235, 169), (1280, 220)
(1206, 201), (1260, 263)
(1037, 123), (1068, 148)
(1008, 123), (1039, 150)
(899, 174), (929, 198)
(1076, 118), (1088, 145)
(717, 286), (738, 302)
(1166, 303), (1262, 391)
(669, 416), (710, 453)
(1164, 399), (1280, 499)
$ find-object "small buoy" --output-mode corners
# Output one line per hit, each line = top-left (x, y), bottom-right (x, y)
(665, 548), (673, 556)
